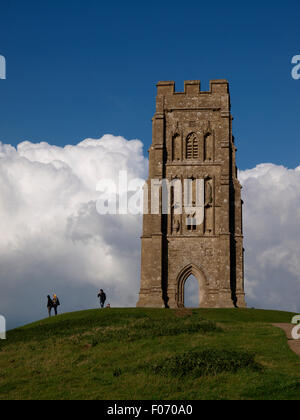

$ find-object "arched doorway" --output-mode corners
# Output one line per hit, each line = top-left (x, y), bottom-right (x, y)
(176, 264), (208, 308)
(184, 275), (199, 308)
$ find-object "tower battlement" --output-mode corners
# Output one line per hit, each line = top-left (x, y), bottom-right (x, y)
(156, 80), (229, 96)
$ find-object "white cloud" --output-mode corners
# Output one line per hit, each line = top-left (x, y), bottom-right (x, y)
(0, 135), (299, 329)
(240, 163), (300, 313)
(0, 135), (147, 328)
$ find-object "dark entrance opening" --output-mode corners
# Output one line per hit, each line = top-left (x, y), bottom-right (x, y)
(184, 275), (199, 308)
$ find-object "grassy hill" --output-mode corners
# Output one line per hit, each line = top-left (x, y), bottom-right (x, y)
(0, 308), (300, 400)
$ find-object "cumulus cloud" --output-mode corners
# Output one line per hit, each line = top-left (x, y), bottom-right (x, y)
(240, 164), (300, 313)
(0, 135), (147, 329)
(0, 134), (299, 329)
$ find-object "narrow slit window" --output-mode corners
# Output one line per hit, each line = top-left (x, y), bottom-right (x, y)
(187, 217), (197, 231)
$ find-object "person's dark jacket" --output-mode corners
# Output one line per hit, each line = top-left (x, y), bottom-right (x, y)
(98, 292), (106, 303)
(52, 297), (60, 307)
(47, 296), (53, 308)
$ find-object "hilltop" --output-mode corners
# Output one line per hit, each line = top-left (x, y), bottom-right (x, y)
(0, 308), (299, 400)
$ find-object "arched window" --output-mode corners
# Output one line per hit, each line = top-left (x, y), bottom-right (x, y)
(186, 133), (198, 159)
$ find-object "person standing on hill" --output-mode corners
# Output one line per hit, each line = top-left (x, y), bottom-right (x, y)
(47, 295), (53, 317)
(98, 289), (106, 308)
(52, 294), (60, 316)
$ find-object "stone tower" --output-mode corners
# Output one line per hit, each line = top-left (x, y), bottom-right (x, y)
(137, 80), (246, 309)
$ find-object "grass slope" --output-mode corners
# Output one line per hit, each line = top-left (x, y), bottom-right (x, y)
(0, 308), (300, 400)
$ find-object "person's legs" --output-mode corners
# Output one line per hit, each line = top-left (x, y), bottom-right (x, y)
(54, 306), (57, 316)
(48, 307), (51, 317)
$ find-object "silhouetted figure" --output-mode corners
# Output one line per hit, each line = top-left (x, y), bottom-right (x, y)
(98, 289), (106, 308)
(47, 295), (53, 317)
(52, 294), (60, 316)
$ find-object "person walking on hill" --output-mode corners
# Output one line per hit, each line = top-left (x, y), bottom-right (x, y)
(47, 295), (53, 317)
(52, 294), (60, 316)
(98, 289), (106, 308)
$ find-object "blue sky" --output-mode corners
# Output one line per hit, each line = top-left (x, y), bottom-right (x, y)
(0, 0), (299, 170)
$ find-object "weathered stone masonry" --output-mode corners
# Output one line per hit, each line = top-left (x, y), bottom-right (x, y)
(137, 80), (246, 308)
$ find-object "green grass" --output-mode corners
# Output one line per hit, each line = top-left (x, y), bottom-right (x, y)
(0, 308), (299, 400)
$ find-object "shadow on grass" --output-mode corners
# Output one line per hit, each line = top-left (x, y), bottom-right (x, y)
(145, 349), (262, 378)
